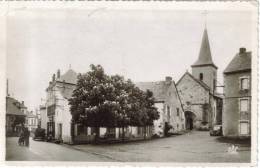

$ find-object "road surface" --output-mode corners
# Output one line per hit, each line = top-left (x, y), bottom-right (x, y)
(6, 131), (250, 162)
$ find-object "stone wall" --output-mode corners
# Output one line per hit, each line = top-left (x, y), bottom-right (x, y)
(192, 66), (217, 93)
(164, 83), (186, 132)
(177, 73), (210, 129)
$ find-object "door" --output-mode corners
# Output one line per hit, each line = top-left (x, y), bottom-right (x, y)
(58, 123), (62, 140)
(185, 111), (196, 130)
(47, 122), (55, 137)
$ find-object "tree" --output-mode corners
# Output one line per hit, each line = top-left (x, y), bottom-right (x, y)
(69, 64), (159, 141)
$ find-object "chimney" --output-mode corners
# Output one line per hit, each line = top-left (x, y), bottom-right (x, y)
(239, 47), (246, 54)
(57, 69), (61, 79)
(52, 74), (56, 82)
(22, 101), (24, 105)
(165, 76), (172, 85)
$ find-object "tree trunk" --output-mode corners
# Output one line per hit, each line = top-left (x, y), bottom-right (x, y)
(94, 127), (100, 144)
(122, 126), (125, 142)
(144, 126), (146, 140)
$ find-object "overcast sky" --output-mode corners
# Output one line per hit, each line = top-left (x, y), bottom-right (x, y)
(6, 8), (256, 110)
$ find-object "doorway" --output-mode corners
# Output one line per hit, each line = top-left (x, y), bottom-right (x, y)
(58, 123), (62, 140)
(185, 111), (196, 130)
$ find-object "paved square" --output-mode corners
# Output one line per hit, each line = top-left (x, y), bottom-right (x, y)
(6, 131), (250, 162)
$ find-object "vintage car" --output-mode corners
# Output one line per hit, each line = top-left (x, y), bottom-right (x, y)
(33, 128), (46, 141)
(209, 125), (223, 136)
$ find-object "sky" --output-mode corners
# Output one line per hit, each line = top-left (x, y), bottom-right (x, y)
(6, 8), (256, 110)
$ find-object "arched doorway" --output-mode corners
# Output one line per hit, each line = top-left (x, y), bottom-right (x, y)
(185, 111), (196, 130)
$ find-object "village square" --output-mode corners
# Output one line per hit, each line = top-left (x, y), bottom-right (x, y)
(5, 8), (254, 163)
(6, 27), (252, 162)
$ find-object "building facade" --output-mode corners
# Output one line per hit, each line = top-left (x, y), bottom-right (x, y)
(46, 69), (77, 143)
(6, 96), (27, 136)
(136, 76), (186, 136)
(176, 28), (223, 130)
(223, 48), (251, 138)
(25, 111), (39, 132)
(40, 103), (47, 130)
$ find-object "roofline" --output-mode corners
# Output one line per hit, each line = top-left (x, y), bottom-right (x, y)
(191, 63), (218, 69)
(177, 72), (210, 91)
(56, 80), (77, 85)
(176, 72), (187, 86)
(46, 80), (76, 91)
(172, 81), (186, 113)
(224, 68), (251, 75)
(154, 100), (165, 103)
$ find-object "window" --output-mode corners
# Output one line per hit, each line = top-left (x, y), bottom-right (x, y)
(239, 98), (250, 135)
(176, 108), (180, 116)
(240, 77), (249, 90)
(199, 73), (203, 81)
(240, 99), (249, 120)
(240, 99), (249, 112)
(167, 106), (171, 118)
(239, 121), (249, 135)
(240, 112), (249, 120)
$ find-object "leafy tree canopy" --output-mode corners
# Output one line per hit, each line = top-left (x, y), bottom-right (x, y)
(69, 64), (159, 128)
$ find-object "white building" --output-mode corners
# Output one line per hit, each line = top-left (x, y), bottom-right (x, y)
(39, 103), (47, 130)
(46, 69), (77, 143)
(25, 111), (39, 132)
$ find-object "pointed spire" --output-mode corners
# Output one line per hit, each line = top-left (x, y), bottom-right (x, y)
(191, 28), (217, 69)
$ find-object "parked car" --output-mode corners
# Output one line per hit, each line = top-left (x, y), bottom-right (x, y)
(210, 125), (223, 136)
(33, 128), (46, 141)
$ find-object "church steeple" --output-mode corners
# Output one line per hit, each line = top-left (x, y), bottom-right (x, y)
(191, 28), (217, 69)
(191, 28), (218, 92)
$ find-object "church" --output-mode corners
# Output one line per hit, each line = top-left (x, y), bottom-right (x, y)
(176, 28), (223, 130)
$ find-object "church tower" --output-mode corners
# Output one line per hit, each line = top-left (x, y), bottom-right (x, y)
(191, 28), (217, 93)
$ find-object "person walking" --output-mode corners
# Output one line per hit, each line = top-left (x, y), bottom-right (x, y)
(24, 127), (30, 147)
(18, 127), (25, 146)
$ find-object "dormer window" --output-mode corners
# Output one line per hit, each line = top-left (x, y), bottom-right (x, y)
(199, 73), (203, 81)
(240, 77), (249, 90)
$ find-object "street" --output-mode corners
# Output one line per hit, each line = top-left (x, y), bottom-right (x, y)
(6, 131), (250, 162)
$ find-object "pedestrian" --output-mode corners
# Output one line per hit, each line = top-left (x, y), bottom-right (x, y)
(24, 127), (30, 147)
(18, 127), (25, 146)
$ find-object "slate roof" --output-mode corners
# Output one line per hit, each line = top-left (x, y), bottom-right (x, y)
(57, 69), (78, 84)
(6, 97), (26, 116)
(176, 71), (210, 91)
(191, 29), (217, 69)
(224, 51), (251, 74)
(56, 69), (78, 99)
(135, 81), (172, 102)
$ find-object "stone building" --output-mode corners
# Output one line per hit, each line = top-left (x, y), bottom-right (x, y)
(45, 69), (78, 143)
(176, 28), (223, 130)
(136, 76), (186, 136)
(223, 48), (251, 138)
(6, 96), (27, 136)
